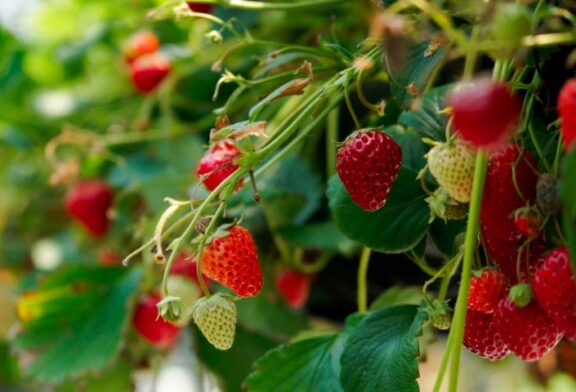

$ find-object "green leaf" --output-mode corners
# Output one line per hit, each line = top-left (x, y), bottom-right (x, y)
(56, 361), (132, 392)
(398, 84), (453, 141)
(370, 287), (423, 311)
(340, 305), (426, 392)
(327, 170), (429, 253)
(245, 332), (347, 392)
(385, 125), (427, 172)
(13, 266), (141, 383)
(278, 221), (359, 255)
(561, 149), (576, 275)
(388, 40), (447, 108)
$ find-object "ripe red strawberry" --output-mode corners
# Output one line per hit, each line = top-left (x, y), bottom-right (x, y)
(464, 309), (509, 360)
(196, 141), (243, 192)
(494, 297), (562, 361)
(426, 139), (475, 203)
(336, 129), (402, 211)
(65, 180), (113, 237)
(130, 54), (171, 95)
(201, 226), (262, 297)
(275, 271), (311, 309)
(480, 144), (540, 282)
(98, 248), (121, 266)
(448, 78), (521, 147)
(123, 31), (159, 64)
(558, 78), (576, 151)
(468, 269), (507, 314)
(513, 208), (541, 239)
(533, 247), (576, 340)
(187, 2), (213, 13)
(132, 293), (180, 348)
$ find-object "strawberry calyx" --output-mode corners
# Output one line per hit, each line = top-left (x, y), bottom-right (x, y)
(509, 283), (533, 308)
(426, 299), (452, 330)
(157, 295), (185, 324)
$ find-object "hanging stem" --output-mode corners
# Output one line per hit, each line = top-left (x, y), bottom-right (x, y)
(357, 246), (372, 314)
(447, 151), (488, 392)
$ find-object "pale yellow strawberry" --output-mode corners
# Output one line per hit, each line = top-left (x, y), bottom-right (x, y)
(192, 293), (236, 350)
(427, 139), (475, 203)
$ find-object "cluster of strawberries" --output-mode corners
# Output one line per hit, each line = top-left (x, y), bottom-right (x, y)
(334, 75), (576, 363)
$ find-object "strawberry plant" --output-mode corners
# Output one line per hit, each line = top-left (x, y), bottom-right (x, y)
(2, 0), (576, 391)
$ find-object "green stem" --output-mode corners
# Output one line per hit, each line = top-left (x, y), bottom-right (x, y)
(448, 151), (488, 392)
(193, 0), (350, 10)
(433, 330), (456, 392)
(410, 250), (439, 276)
(195, 201), (228, 297)
(357, 247), (372, 314)
(326, 106), (339, 178)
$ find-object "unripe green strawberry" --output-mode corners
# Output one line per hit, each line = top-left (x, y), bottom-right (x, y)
(427, 139), (475, 203)
(192, 293), (236, 350)
(488, 3), (532, 60)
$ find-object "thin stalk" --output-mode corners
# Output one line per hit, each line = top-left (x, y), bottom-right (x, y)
(433, 330), (456, 392)
(357, 247), (372, 314)
(190, 0), (350, 11)
(448, 151), (488, 392)
(326, 106), (340, 178)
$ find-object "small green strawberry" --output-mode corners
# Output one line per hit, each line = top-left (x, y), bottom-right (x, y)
(426, 139), (476, 203)
(426, 299), (452, 330)
(192, 293), (236, 350)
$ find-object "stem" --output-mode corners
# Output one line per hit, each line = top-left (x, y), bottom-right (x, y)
(344, 73), (361, 129)
(433, 330), (456, 392)
(192, 0), (351, 11)
(326, 106), (339, 178)
(357, 247), (372, 314)
(448, 150), (488, 392)
(410, 250), (439, 276)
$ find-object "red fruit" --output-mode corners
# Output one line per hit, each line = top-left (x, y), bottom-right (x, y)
(558, 78), (576, 151)
(468, 269), (507, 314)
(201, 226), (262, 297)
(124, 31), (159, 64)
(187, 2), (213, 13)
(480, 144), (540, 282)
(276, 271), (311, 309)
(130, 54), (171, 95)
(448, 78), (521, 147)
(336, 129), (402, 211)
(464, 309), (509, 361)
(132, 293), (180, 348)
(513, 208), (541, 239)
(196, 141), (243, 192)
(170, 252), (211, 288)
(533, 247), (576, 340)
(494, 297), (562, 361)
(98, 248), (121, 266)
(65, 180), (113, 237)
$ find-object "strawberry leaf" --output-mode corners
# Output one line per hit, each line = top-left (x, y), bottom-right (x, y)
(561, 148), (576, 276)
(327, 169), (429, 253)
(340, 305), (426, 392)
(278, 221), (359, 255)
(398, 84), (453, 141)
(388, 40), (447, 108)
(244, 314), (363, 392)
(13, 266), (141, 383)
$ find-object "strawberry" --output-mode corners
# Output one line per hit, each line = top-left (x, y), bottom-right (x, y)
(558, 78), (576, 151)
(275, 271), (311, 309)
(129, 54), (171, 95)
(448, 78), (521, 147)
(480, 144), (540, 282)
(98, 248), (121, 266)
(494, 297), (562, 361)
(187, 2), (213, 13)
(464, 309), (509, 360)
(426, 139), (475, 203)
(468, 269), (507, 314)
(336, 129), (402, 211)
(167, 275), (200, 326)
(192, 293), (236, 350)
(196, 141), (243, 192)
(533, 247), (576, 340)
(201, 225), (262, 297)
(65, 180), (113, 237)
(123, 31), (159, 64)
(513, 207), (541, 239)
(132, 293), (180, 348)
